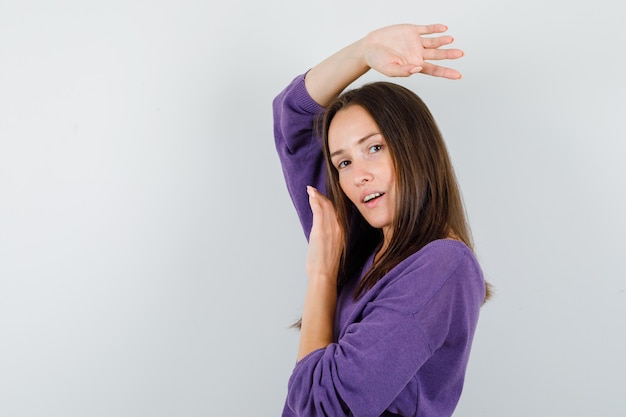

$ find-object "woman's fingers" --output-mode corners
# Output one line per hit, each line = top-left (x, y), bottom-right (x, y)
(363, 24), (464, 79)
(420, 34), (455, 49)
(414, 23), (450, 36)
(307, 186), (326, 228)
(422, 46), (464, 61)
(306, 186), (343, 280)
(419, 62), (463, 80)
(307, 186), (340, 236)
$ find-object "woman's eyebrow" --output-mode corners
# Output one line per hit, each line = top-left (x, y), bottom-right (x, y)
(330, 132), (381, 159)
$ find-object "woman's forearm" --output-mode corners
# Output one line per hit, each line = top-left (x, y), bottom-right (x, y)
(304, 38), (369, 107)
(297, 277), (337, 361)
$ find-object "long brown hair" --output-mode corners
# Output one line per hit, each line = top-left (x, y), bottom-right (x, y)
(320, 82), (491, 301)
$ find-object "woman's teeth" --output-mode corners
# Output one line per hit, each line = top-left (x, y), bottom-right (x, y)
(363, 192), (383, 203)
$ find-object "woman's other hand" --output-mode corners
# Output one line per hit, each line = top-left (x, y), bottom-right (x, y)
(363, 23), (464, 79)
(305, 186), (343, 283)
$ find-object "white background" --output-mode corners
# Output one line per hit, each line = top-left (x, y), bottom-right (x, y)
(1, 1), (624, 416)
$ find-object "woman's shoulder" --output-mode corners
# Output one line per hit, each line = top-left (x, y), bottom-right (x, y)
(404, 239), (480, 273)
(374, 239), (484, 308)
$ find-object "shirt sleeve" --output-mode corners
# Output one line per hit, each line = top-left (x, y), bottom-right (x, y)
(284, 242), (485, 417)
(272, 73), (327, 241)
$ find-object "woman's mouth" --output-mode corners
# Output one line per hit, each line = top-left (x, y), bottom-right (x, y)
(363, 192), (384, 203)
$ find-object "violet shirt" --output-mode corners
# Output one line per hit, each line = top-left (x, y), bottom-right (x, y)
(273, 74), (485, 417)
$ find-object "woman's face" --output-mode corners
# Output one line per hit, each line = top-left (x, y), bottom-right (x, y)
(328, 105), (396, 241)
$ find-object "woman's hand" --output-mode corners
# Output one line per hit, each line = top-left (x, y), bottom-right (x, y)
(305, 186), (343, 282)
(297, 186), (342, 360)
(363, 23), (464, 79)
(304, 23), (463, 106)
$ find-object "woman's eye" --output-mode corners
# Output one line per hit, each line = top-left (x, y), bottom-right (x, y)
(369, 144), (382, 153)
(338, 160), (350, 169)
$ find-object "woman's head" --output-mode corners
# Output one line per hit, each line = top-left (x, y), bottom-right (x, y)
(327, 104), (397, 244)
(320, 82), (473, 295)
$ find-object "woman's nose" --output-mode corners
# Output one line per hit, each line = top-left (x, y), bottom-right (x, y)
(352, 163), (373, 186)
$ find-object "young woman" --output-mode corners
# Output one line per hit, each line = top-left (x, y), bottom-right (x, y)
(272, 23), (490, 417)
